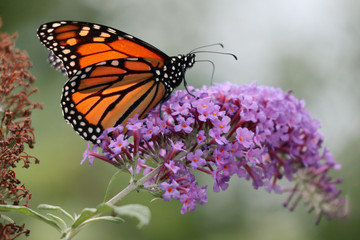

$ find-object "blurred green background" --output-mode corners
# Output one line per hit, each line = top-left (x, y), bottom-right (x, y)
(1, 0), (359, 239)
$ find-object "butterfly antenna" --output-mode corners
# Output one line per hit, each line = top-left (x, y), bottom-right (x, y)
(190, 43), (224, 53)
(195, 59), (215, 86)
(189, 43), (237, 60)
(191, 50), (237, 60)
(186, 43), (236, 91)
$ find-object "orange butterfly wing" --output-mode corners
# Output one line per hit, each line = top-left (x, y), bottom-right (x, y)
(37, 21), (168, 77)
(62, 59), (166, 142)
(38, 21), (195, 143)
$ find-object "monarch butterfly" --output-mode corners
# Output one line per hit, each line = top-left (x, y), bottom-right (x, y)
(37, 21), (235, 143)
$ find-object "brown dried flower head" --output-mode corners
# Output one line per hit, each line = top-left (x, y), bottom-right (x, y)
(0, 17), (42, 239)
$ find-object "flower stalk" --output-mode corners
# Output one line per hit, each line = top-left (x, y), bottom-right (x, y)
(106, 165), (162, 205)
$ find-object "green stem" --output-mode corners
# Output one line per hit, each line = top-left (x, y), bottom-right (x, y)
(106, 165), (162, 205)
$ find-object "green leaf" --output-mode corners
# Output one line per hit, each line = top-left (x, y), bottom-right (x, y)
(65, 204), (122, 239)
(71, 203), (113, 229)
(38, 204), (74, 222)
(72, 207), (97, 229)
(103, 170), (123, 203)
(109, 204), (151, 228)
(82, 216), (124, 225)
(96, 203), (114, 213)
(0, 214), (14, 223)
(46, 213), (67, 231)
(0, 205), (62, 232)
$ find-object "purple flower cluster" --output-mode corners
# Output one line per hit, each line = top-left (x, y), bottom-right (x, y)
(83, 82), (345, 222)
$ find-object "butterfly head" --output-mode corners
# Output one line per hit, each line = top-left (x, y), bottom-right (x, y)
(180, 53), (196, 69)
(163, 53), (196, 92)
(171, 53), (195, 72)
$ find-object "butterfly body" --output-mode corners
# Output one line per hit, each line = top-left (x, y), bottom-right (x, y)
(37, 21), (195, 143)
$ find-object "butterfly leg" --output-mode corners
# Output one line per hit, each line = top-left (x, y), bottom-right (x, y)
(182, 67), (198, 99)
(158, 101), (164, 119)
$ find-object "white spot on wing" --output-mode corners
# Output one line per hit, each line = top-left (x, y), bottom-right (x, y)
(52, 23), (61, 28)
(111, 60), (119, 66)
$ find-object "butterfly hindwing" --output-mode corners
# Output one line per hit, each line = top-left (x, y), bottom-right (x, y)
(61, 58), (166, 142)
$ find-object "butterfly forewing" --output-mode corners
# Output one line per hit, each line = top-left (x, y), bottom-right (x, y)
(37, 21), (168, 77)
